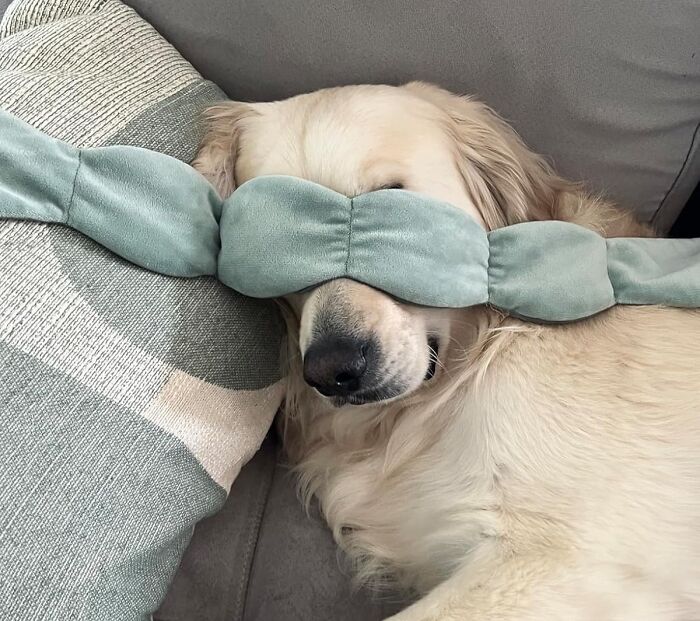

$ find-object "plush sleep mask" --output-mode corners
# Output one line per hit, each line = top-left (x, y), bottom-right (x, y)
(2, 109), (699, 323)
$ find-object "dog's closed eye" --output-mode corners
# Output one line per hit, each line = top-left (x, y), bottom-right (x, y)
(377, 182), (404, 190)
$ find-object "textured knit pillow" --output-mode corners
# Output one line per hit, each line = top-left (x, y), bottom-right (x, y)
(0, 1), (285, 619)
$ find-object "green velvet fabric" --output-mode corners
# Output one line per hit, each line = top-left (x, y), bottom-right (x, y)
(221, 176), (489, 307)
(2, 109), (699, 323)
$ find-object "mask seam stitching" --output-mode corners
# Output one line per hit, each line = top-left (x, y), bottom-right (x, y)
(486, 232), (492, 307)
(65, 149), (82, 226)
(605, 238), (617, 305)
(345, 197), (355, 277)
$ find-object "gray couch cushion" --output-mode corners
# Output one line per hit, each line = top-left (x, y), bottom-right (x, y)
(241, 445), (405, 621)
(120, 0), (699, 234)
(155, 439), (277, 621)
(155, 436), (403, 621)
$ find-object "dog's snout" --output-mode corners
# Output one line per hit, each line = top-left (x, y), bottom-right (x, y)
(303, 336), (370, 396)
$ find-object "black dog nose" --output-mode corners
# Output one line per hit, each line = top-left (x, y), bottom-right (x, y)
(303, 336), (369, 396)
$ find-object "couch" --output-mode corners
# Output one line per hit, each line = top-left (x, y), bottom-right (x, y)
(1, 1), (697, 619)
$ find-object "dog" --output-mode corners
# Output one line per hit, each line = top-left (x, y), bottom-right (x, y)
(194, 82), (700, 620)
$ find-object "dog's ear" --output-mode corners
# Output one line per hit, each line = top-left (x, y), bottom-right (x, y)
(193, 102), (259, 198)
(403, 81), (573, 229)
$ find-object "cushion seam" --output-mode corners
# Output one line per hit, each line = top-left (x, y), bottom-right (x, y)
(652, 119), (700, 228)
(238, 449), (278, 621)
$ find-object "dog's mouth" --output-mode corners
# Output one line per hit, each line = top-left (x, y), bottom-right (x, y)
(330, 384), (406, 407)
(330, 336), (440, 408)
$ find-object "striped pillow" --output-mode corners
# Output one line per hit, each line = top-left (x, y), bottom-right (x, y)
(0, 1), (285, 619)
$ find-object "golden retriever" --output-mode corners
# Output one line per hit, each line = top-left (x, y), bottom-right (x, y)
(194, 82), (700, 620)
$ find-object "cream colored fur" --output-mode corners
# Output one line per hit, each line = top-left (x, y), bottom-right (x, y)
(195, 82), (700, 620)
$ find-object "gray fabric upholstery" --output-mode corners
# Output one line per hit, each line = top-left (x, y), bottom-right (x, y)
(242, 444), (405, 621)
(155, 436), (402, 621)
(155, 439), (277, 621)
(120, 0), (700, 233)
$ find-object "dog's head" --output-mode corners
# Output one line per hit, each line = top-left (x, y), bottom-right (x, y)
(195, 82), (567, 407)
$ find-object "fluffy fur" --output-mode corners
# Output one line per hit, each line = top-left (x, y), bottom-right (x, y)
(195, 82), (700, 620)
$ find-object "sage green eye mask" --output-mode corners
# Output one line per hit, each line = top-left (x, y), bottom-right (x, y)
(2, 109), (699, 323)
